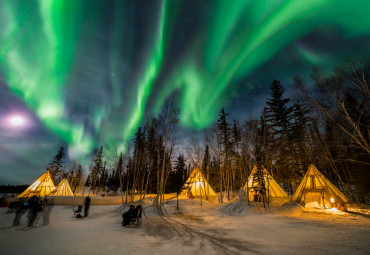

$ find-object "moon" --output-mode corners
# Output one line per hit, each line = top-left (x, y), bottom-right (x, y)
(9, 115), (25, 127)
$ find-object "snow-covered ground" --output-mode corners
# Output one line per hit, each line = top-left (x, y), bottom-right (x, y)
(0, 198), (369, 255)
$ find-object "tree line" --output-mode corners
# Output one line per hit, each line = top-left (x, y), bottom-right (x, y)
(46, 61), (369, 205)
(0, 185), (29, 194)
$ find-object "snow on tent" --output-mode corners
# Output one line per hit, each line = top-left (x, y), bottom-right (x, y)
(292, 165), (349, 208)
(244, 165), (288, 201)
(48, 178), (74, 196)
(180, 167), (217, 200)
(18, 170), (56, 197)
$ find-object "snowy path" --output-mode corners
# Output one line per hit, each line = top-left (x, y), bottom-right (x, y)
(0, 199), (369, 255)
(144, 215), (260, 254)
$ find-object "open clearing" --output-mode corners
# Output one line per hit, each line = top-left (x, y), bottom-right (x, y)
(0, 199), (369, 255)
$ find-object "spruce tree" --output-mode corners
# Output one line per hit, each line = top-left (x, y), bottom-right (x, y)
(116, 153), (124, 196)
(232, 120), (241, 155)
(90, 146), (104, 193)
(217, 108), (233, 200)
(265, 80), (295, 193)
(291, 103), (311, 173)
(217, 108), (232, 156)
(72, 163), (84, 194)
(202, 145), (210, 181)
(174, 154), (186, 189)
(99, 161), (108, 193)
(48, 147), (66, 184)
(85, 174), (91, 187)
(232, 120), (243, 189)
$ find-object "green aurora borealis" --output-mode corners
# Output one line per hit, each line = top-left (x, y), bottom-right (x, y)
(1, 0), (370, 163)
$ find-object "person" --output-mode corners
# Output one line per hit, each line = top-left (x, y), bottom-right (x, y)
(27, 196), (42, 227)
(84, 196), (91, 217)
(122, 205), (136, 226)
(13, 198), (27, 226)
(42, 196), (50, 226)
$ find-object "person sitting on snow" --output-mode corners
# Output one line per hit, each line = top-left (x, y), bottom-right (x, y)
(122, 205), (137, 226)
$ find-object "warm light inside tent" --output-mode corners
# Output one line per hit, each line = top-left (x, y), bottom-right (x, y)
(31, 180), (40, 190)
(196, 181), (204, 187)
(330, 197), (334, 203)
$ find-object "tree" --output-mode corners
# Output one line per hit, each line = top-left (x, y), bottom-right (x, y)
(232, 119), (243, 190)
(217, 108), (232, 156)
(48, 147), (66, 184)
(85, 174), (91, 188)
(253, 144), (267, 207)
(173, 154), (186, 189)
(99, 161), (108, 193)
(115, 152), (124, 204)
(170, 154), (186, 209)
(295, 63), (370, 159)
(291, 103), (311, 172)
(265, 80), (296, 194)
(131, 126), (146, 201)
(156, 100), (179, 214)
(241, 117), (259, 204)
(217, 108), (233, 200)
(202, 145), (210, 181)
(71, 163), (84, 194)
(144, 118), (159, 195)
(295, 62), (370, 202)
(90, 146), (104, 194)
(104, 142), (129, 204)
(203, 126), (223, 201)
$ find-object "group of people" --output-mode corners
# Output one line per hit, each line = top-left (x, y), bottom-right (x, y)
(12, 195), (50, 227)
(7, 195), (142, 228)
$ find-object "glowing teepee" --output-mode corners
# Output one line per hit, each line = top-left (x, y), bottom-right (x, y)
(292, 165), (349, 208)
(18, 170), (56, 197)
(180, 167), (217, 200)
(244, 165), (288, 201)
(49, 178), (74, 196)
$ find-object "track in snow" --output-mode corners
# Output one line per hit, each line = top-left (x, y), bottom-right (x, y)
(142, 213), (260, 255)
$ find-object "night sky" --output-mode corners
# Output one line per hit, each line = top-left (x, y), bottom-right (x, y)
(1, 0), (370, 184)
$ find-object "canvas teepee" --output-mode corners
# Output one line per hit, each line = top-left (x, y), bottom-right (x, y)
(292, 165), (349, 208)
(244, 165), (288, 201)
(180, 167), (217, 200)
(18, 170), (56, 197)
(49, 178), (74, 196)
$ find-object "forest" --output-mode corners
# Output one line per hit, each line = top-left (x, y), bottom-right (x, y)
(44, 61), (370, 205)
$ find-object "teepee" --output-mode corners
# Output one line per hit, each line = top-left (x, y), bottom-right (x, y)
(18, 170), (56, 197)
(180, 167), (217, 200)
(292, 165), (349, 208)
(49, 178), (74, 196)
(244, 165), (288, 201)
